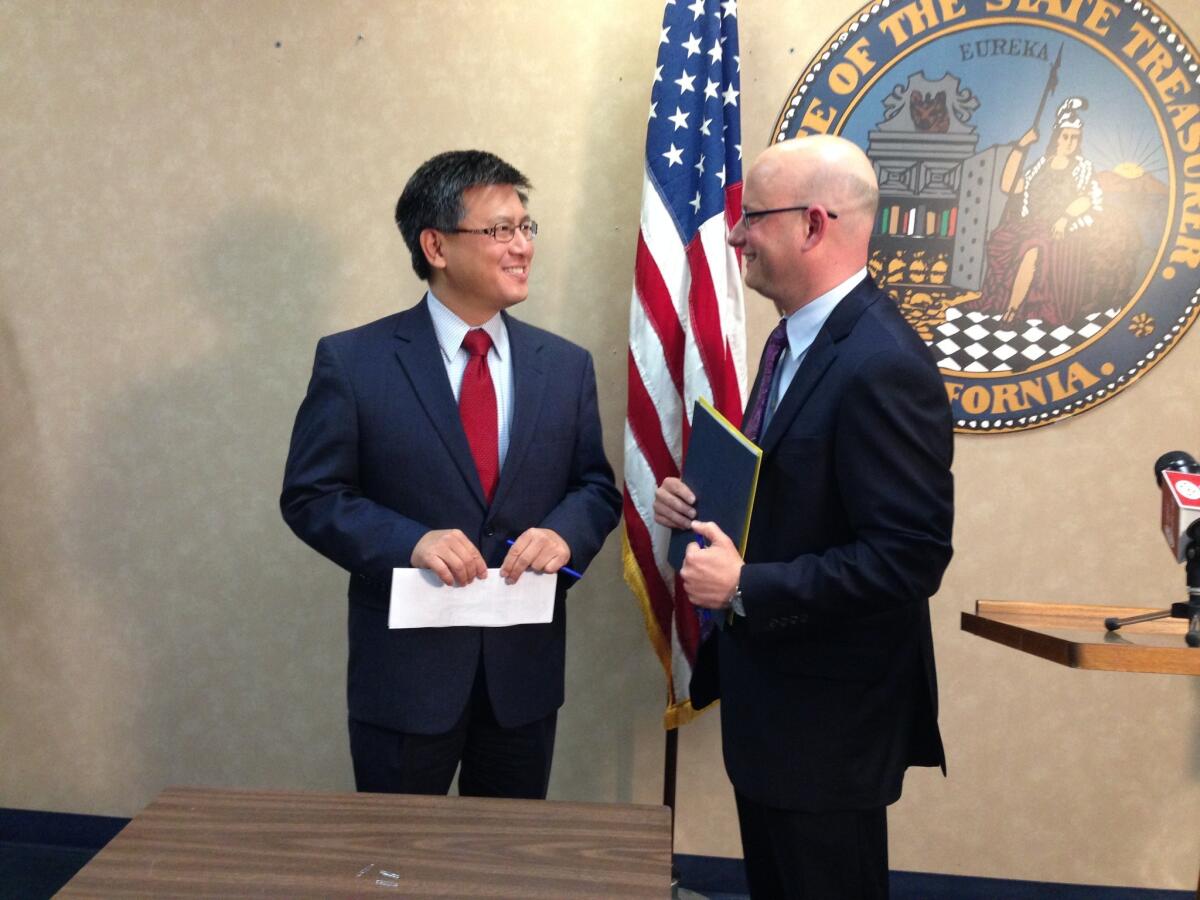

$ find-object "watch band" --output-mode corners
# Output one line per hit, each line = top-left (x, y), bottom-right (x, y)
(730, 585), (745, 617)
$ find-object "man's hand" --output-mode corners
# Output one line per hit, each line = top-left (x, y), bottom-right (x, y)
(499, 527), (570, 583)
(653, 477), (696, 530)
(681, 521), (742, 609)
(411, 529), (488, 587)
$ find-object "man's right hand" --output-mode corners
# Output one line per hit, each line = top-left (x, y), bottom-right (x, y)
(411, 529), (488, 587)
(653, 477), (697, 530)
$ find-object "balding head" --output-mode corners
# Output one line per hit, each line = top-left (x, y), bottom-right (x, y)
(730, 135), (878, 312)
(757, 136), (878, 240)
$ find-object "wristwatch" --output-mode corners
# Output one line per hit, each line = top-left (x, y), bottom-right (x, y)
(729, 584), (745, 618)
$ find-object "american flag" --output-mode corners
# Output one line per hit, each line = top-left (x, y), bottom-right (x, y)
(622, 0), (746, 729)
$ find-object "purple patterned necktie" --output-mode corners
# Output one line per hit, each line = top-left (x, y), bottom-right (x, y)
(742, 319), (789, 442)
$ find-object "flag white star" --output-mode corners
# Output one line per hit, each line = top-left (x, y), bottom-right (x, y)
(668, 107), (690, 130)
(694, 154), (706, 175)
(716, 165), (726, 186)
(704, 78), (719, 100)
(682, 33), (702, 57)
(660, 25), (671, 45)
(674, 70), (696, 93)
(700, 117), (712, 136)
(648, 101), (658, 121)
(654, 65), (663, 83)
(721, 0), (737, 17)
(662, 144), (685, 167)
(722, 84), (739, 106)
(734, 54), (741, 73)
(687, 0), (706, 19)
(735, 143), (742, 159)
(689, 192), (702, 214)
(707, 41), (723, 65)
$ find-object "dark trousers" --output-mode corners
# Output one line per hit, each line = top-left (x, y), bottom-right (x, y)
(735, 791), (888, 900)
(348, 661), (557, 800)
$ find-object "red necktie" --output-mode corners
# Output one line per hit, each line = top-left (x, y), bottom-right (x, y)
(459, 329), (499, 503)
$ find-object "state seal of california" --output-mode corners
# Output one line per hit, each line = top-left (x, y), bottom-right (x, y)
(777, 0), (1200, 432)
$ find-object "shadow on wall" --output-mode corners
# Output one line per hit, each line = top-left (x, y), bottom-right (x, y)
(0, 309), (89, 809)
(53, 206), (352, 811)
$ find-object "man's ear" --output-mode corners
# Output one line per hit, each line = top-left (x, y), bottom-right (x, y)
(801, 207), (831, 250)
(419, 228), (448, 272)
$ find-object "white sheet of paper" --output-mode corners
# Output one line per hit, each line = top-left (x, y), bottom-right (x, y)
(388, 568), (555, 629)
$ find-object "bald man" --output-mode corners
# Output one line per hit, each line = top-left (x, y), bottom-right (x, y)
(655, 136), (954, 899)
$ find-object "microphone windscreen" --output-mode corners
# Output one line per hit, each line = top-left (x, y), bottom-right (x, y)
(1154, 450), (1198, 485)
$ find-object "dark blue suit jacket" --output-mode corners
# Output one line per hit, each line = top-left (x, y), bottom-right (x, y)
(281, 298), (621, 734)
(690, 276), (954, 812)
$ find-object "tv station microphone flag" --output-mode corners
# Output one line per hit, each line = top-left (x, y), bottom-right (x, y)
(622, 0), (747, 729)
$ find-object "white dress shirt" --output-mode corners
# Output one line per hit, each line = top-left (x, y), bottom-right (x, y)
(426, 290), (514, 468)
(762, 267), (868, 434)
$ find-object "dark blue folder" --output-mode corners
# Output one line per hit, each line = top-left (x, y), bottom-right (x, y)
(667, 397), (762, 570)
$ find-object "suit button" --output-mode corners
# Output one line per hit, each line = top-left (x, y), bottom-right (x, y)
(484, 525), (495, 537)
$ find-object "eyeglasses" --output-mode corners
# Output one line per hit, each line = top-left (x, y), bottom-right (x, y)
(739, 205), (838, 227)
(451, 221), (538, 242)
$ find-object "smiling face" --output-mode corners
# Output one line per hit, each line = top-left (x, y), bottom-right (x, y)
(426, 184), (534, 324)
(727, 137), (879, 314)
(728, 155), (810, 309)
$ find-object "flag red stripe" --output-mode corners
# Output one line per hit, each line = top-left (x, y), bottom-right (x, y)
(634, 234), (686, 397)
(719, 337), (744, 428)
(622, 489), (676, 660)
(626, 349), (681, 485)
(673, 572), (700, 661)
(685, 238), (737, 416)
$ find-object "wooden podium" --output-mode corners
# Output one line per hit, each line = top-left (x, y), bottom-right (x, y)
(963, 600), (1199, 898)
(58, 786), (672, 898)
(961, 600), (1200, 675)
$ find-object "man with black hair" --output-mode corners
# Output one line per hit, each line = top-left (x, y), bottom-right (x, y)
(282, 150), (620, 799)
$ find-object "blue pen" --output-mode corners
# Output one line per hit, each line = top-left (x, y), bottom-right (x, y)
(504, 539), (582, 580)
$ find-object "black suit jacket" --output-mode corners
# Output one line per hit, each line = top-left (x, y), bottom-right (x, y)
(690, 276), (954, 812)
(281, 298), (621, 734)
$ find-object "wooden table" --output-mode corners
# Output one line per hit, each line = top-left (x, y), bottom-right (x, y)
(961, 600), (1200, 675)
(58, 786), (673, 898)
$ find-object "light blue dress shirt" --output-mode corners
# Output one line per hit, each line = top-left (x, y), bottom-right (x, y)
(762, 267), (868, 434)
(426, 290), (514, 469)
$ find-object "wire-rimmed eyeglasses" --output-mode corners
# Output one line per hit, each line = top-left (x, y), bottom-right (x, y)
(451, 221), (538, 242)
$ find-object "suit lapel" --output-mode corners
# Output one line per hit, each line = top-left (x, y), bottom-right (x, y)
(393, 298), (488, 508)
(490, 314), (546, 510)
(756, 276), (880, 454)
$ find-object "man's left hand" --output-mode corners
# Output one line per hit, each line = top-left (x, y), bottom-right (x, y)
(500, 528), (571, 583)
(681, 521), (742, 609)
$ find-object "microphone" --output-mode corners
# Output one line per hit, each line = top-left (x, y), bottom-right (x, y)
(1155, 451), (1200, 564)
(1107, 451), (1200, 646)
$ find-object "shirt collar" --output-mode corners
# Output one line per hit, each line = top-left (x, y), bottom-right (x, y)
(425, 289), (509, 363)
(781, 267), (867, 360)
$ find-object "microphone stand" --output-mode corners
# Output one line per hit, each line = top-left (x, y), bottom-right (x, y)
(1105, 520), (1200, 647)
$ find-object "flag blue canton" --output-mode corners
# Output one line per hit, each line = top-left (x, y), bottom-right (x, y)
(646, 0), (742, 243)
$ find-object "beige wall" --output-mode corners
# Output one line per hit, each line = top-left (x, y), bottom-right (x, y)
(1, 0), (1196, 889)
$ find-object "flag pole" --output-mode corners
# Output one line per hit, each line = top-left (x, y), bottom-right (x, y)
(665, 724), (679, 882)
